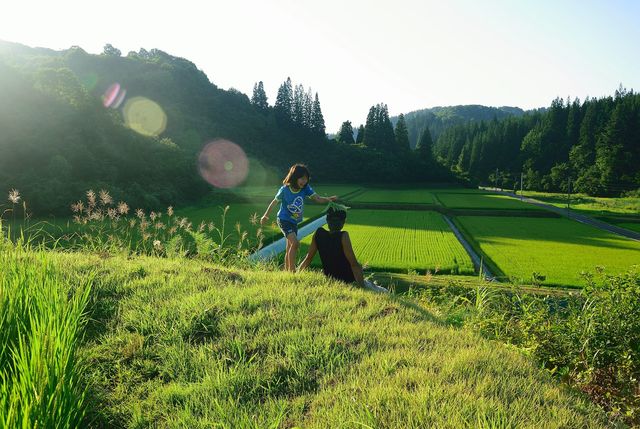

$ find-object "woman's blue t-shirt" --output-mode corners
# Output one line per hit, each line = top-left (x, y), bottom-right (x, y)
(275, 184), (316, 224)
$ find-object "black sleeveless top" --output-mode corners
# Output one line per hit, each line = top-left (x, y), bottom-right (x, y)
(314, 228), (356, 284)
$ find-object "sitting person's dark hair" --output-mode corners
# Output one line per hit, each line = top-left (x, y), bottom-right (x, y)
(326, 207), (346, 232)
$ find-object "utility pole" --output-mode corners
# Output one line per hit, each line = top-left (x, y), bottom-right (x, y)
(520, 172), (524, 199)
(566, 176), (572, 214)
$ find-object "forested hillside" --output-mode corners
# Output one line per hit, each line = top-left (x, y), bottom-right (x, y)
(433, 89), (640, 196)
(390, 105), (527, 149)
(0, 41), (450, 215)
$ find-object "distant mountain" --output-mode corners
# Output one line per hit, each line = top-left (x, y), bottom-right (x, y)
(390, 105), (528, 148)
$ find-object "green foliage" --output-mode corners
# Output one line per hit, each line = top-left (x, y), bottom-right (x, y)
(337, 120), (355, 144)
(250, 81), (269, 111)
(0, 245), (92, 428)
(55, 253), (606, 427)
(395, 105), (525, 149)
(434, 91), (640, 197)
(355, 124), (365, 144)
(464, 269), (640, 423)
(394, 113), (410, 151)
(415, 126), (434, 163)
(0, 41), (457, 216)
(363, 103), (395, 151)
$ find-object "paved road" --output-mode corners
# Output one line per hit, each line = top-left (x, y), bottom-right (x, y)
(488, 189), (640, 242)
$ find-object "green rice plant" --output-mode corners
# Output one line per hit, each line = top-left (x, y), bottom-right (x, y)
(436, 192), (544, 210)
(349, 189), (436, 204)
(300, 210), (475, 274)
(456, 216), (640, 287)
(612, 222), (640, 233)
(0, 245), (93, 428)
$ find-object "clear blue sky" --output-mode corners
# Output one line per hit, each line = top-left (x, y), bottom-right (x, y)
(1, 0), (639, 132)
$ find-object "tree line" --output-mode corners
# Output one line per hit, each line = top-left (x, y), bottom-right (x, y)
(0, 41), (453, 215)
(433, 88), (640, 196)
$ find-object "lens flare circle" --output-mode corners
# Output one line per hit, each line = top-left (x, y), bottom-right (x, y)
(198, 140), (249, 189)
(103, 83), (121, 107)
(122, 96), (167, 137)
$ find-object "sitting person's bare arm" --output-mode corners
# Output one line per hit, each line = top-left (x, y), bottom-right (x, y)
(341, 232), (365, 287)
(297, 235), (318, 272)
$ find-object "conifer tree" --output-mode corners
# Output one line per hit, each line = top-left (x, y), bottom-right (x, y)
(379, 104), (396, 151)
(416, 127), (434, 163)
(337, 121), (355, 144)
(363, 106), (378, 149)
(363, 103), (395, 151)
(274, 77), (293, 124)
(394, 113), (410, 151)
(251, 81), (269, 111)
(292, 84), (305, 126)
(304, 87), (313, 129)
(311, 92), (325, 135)
(356, 125), (365, 144)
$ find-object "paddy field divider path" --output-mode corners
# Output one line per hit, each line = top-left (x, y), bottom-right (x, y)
(442, 215), (496, 280)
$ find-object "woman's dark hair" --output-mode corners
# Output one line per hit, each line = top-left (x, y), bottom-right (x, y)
(326, 207), (347, 232)
(283, 164), (310, 187)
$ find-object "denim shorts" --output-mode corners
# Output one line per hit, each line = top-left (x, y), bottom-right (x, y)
(277, 218), (298, 237)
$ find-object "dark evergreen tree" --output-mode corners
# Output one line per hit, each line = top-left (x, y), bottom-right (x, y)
(363, 106), (378, 149)
(394, 113), (410, 152)
(337, 121), (355, 144)
(311, 92), (326, 136)
(292, 84), (305, 126)
(379, 104), (396, 151)
(274, 77), (293, 124)
(356, 125), (365, 144)
(416, 127), (434, 163)
(364, 103), (395, 151)
(251, 81), (269, 111)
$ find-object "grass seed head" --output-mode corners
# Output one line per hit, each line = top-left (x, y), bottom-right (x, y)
(99, 189), (113, 205)
(8, 189), (21, 204)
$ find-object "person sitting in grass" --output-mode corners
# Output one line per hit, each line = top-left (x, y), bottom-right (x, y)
(298, 203), (387, 293)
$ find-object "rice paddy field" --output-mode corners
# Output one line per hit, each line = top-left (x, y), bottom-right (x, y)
(348, 189), (436, 204)
(435, 192), (545, 210)
(455, 216), (640, 287)
(615, 222), (640, 233)
(12, 184), (637, 288)
(301, 210), (475, 274)
(223, 184), (362, 200)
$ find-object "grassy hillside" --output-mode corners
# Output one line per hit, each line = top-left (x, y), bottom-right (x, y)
(1, 245), (611, 428)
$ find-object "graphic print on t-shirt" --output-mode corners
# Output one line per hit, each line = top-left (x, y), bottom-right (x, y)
(287, 196), (304, 219)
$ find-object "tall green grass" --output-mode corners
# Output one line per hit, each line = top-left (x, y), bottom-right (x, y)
(0, 244), (93, 428)
(72, 254), (608, 428)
